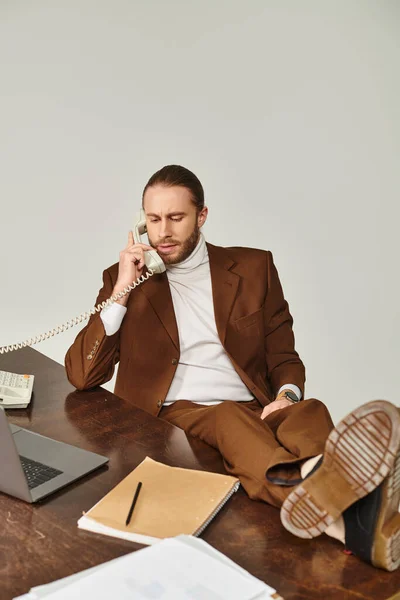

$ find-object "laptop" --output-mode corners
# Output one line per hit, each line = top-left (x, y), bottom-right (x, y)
(0, 406), (109, 503)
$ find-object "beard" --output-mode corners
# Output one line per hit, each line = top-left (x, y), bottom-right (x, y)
(149, 224), (200, 265)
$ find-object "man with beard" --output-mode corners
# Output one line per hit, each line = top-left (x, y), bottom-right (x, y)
(65, 165), (400, 572)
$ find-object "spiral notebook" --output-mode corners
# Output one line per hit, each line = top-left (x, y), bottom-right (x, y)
(78, 457), (240, 545)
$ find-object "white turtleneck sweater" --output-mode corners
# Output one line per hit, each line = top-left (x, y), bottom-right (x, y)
(100, 234), (301, 405)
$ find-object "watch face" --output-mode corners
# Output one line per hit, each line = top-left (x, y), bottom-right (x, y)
(285, 391), (299, 403)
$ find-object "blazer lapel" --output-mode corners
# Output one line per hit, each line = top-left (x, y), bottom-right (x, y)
(138, 243), (239, 351)
(139, 272), (180, 351)
(207, 243), (240, 345)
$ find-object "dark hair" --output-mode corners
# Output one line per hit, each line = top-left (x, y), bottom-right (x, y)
(142, 165), (204, 211)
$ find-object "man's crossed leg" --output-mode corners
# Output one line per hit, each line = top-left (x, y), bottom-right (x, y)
(160, 397), (400, 572)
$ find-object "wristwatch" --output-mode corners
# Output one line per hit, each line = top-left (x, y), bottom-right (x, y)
(282, 390), (300, 404)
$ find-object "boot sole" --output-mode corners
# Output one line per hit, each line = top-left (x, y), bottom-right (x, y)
(372, 450), (400, 571)
(280, 400), (400, 540)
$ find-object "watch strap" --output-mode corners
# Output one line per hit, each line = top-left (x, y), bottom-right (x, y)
(277, 389), (300, 403)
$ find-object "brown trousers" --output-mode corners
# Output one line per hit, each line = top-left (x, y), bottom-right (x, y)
(160, 398), (334, 508)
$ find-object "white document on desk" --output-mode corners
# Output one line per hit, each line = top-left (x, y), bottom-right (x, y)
(18, 536), (276, 600)
(176, 536), (276, 598)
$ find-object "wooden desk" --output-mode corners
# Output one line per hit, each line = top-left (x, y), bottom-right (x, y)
(0, 347), (399, 600)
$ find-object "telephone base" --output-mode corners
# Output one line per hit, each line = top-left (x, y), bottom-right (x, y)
(0, 401), (31, 409)
(0, 371), (34, 409)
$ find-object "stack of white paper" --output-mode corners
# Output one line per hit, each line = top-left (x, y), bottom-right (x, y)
(14, 535), (282, 600)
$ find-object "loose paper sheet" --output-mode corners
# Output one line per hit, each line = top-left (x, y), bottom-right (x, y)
(22, 536), (272, 600)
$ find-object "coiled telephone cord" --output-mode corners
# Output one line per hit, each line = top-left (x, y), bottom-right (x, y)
(0, 270), (154, 354)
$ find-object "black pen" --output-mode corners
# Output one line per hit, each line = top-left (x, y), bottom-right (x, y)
(125, 481), (143, 526)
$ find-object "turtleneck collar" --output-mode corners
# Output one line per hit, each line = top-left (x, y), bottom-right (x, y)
(166, 232), (208, 275)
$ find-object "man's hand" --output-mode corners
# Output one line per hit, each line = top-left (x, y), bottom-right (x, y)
(260, 397), (294, 420)
(112, 231), (154, 306)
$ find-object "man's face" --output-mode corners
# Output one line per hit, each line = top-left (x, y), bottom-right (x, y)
(143, 185), (208, 265)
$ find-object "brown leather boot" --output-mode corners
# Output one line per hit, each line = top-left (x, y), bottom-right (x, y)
(342, 449), (400, 572)
(280, 400), (400, 569)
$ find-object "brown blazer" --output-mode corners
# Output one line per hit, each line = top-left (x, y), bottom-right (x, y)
(65, 243), (305, 416)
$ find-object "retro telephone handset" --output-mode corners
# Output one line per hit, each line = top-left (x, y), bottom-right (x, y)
(133, 209), (166, 275)
(0, 209), (165, 358)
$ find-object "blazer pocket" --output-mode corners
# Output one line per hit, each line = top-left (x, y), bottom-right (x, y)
(234, 307), (264, 332)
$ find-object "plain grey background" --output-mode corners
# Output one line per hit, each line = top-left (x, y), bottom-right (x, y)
(1, 1), (399, 424)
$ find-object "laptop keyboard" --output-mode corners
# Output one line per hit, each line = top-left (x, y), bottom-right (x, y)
(20, 456), (63, 490)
